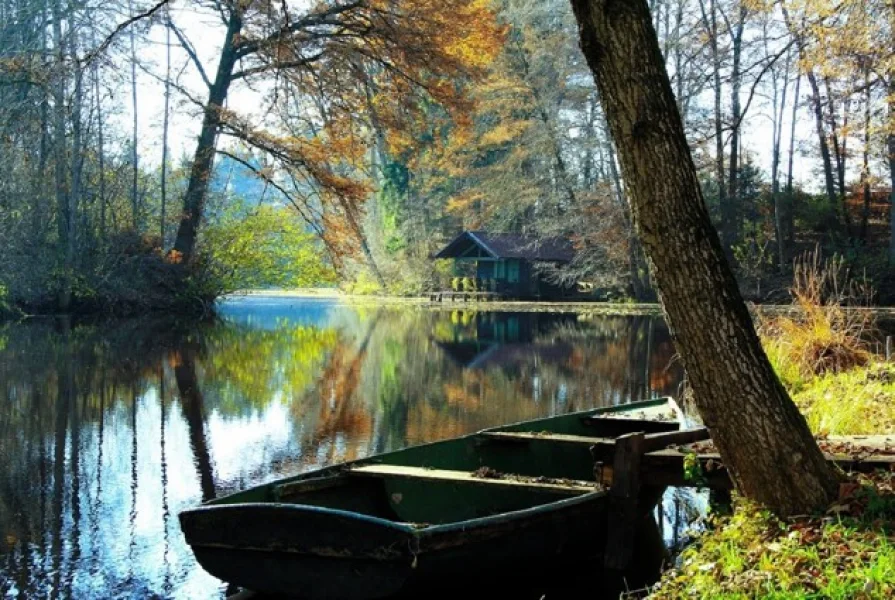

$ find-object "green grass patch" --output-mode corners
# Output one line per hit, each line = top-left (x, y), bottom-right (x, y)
(791, 363), (895, 435)
(648, 474), (895, 599)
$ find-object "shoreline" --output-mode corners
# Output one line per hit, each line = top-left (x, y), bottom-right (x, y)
(224, 289), (665, 315)
(224, 289), (895, 319)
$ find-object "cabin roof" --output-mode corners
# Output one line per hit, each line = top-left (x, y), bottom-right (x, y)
(433, 231), (575, 263)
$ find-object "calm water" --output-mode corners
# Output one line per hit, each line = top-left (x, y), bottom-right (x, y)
(0, 297), (683, 599)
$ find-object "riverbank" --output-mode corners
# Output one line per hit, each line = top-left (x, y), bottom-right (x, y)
(645, 360), (895, 599)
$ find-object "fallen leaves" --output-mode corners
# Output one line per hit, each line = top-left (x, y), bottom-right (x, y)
(648, 472), (895, 600)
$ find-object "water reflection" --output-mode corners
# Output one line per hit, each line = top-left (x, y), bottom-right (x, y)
(0, 298), (683, 599)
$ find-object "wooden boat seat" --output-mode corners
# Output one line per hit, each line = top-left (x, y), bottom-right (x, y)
(477, 431), (612, 445)
(349, 464), (597, 495)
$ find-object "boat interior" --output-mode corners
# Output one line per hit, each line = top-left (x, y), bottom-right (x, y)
(207, 400), (679, 526)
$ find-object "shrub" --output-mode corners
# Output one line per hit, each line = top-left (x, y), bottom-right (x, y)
(759, 248), (873, 381)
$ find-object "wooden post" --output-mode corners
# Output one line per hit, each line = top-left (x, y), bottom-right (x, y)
(604, 431), (644, 569)
(887, 336), (892, 361)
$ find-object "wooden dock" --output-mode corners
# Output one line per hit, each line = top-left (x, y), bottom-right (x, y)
(427, 290), (503, 302)
(591, 434), (895, 491)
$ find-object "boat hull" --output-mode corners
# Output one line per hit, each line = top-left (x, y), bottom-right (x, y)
(181, 492), (607, 599)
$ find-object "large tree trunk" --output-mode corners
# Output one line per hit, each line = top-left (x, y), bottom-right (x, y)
(172, 8), (244, 263)
(570, 0), (840, 516)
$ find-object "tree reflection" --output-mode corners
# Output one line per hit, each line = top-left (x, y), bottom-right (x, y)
(0, 303), (683, 599)
(174, 346), (217, 503)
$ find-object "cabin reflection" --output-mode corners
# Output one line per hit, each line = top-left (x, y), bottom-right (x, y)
(434, 311), (577, 370)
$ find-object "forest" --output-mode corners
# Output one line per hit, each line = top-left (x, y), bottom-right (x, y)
(0, 0), (893, 315)
(4, 1), (895, 597)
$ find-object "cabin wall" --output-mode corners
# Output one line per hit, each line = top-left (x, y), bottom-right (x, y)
(447, 257), (574, 300)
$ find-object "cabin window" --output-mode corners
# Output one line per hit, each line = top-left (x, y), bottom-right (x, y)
(494, 261), (506, 280)
(507, 260), (520, 283)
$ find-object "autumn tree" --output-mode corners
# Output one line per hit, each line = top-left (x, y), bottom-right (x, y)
(570, 0), (841, 515)
(167, 0), (503, 271)
(776, 0), (895, 258)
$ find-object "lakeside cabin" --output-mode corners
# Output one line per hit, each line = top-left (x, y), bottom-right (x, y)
(432, 231), (576, 301)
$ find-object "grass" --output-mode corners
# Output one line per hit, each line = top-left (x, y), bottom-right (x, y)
(648, 475), (895, 600)
(758, 250), (874, 390)
(791, 363), (895, 435)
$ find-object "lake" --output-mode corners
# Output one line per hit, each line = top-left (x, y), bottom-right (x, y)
(0, 297), (684, 599)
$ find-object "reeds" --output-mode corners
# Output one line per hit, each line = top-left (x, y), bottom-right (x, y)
(760, 247), (874, 386)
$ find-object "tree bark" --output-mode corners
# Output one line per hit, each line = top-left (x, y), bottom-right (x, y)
(698, 0), (729, 246)
(823, 76), (852, 236)
(771, 56), (789, 271)
(161, 7), (171, 248)
(570, 0), (840, 516)
(785, 73), (800, 249)
(806, 70), (840, 218)
(51, 0), (71, 311)
(172, 7), (244, 263)
(861, 75), (871, 243)
(889, 77), (895, 262)
(129, 0), (140, 233)
(888, 6), (895, 263)
(728, 5), (746, 246)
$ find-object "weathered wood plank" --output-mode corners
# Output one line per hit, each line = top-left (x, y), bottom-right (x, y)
(604, 432), (644, 570)
(273, 474), (349, 500)
(349, 464), (597, 495)
(637, 444), (895, 489)
(643, 427), (710, 453)
(592, 427), (710, 463)
(478, 431), (614, 445)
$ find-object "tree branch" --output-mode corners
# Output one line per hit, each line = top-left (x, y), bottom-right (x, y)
(231, 52), (325, 81)
(167, 19), (212, 90)
(234, 0), (365, 58)
(83, 0), (173, 66)
(214, 150), (326, 238)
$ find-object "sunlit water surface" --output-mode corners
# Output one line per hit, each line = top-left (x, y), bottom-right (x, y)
(0, 297), (685, 599)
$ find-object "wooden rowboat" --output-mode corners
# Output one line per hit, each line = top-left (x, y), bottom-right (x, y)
(179, 398), (679, 599)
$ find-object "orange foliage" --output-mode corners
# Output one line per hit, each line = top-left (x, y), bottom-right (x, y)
(225, 0), (505, 268)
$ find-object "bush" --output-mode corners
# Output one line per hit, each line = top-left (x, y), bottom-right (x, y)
(760, 248), (873, 381)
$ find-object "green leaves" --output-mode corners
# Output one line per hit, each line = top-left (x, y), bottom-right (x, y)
(199, 205), (337, 293)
